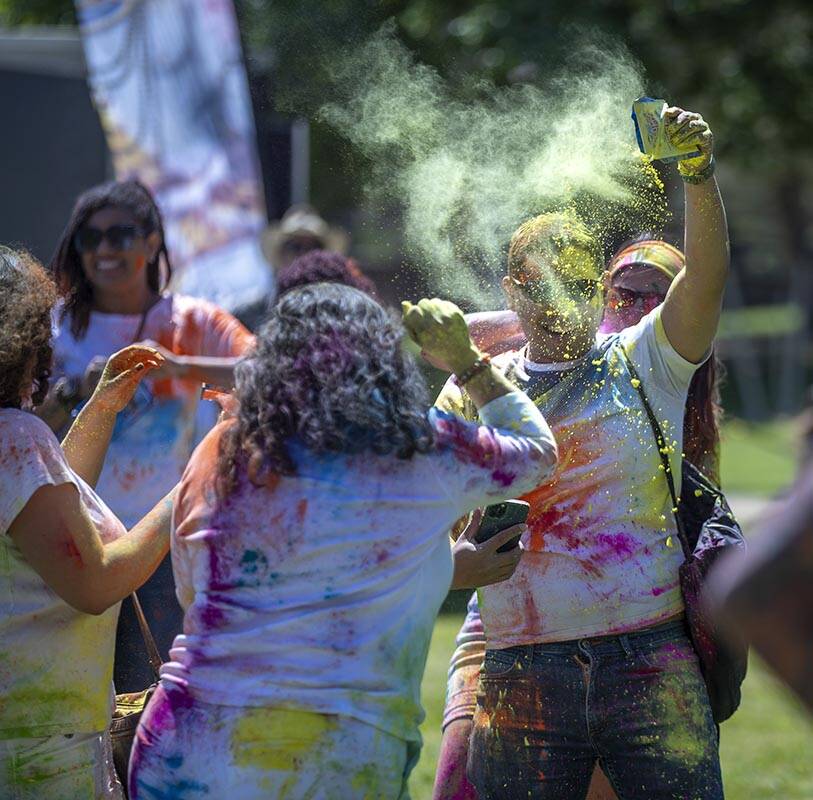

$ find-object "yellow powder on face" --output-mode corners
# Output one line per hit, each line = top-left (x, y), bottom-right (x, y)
(230, 708), (336, 771)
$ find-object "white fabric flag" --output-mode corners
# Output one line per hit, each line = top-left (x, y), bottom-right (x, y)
(75, 0), (272, 309)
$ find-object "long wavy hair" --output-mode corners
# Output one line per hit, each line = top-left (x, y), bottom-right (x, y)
(608, 235), (723, 483)
(685, 356), (724, 484)
(0, 247), (57, 409)
(217, 282), (435, 495)
(50, 180), (172, 340)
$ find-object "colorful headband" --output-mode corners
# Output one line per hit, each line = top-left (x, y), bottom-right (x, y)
(609, 240), (685, 281)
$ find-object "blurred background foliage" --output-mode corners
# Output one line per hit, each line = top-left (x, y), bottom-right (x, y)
(3, 0), (813, 416)
(5, 0), (811, 195)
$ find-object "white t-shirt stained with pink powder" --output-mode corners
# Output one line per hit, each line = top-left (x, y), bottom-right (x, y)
(161, 392), (557, 743)
(0, 410), (126, 737)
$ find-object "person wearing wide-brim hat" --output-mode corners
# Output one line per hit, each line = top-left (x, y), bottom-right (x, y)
(234, 205), (350, 331)
(262, 204), (349, 270)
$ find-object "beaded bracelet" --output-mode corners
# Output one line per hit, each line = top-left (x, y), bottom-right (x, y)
(679, 155), (716, 184)
(453, 354), (492, 386)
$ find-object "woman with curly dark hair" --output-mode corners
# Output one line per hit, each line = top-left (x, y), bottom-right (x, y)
(40, 179), (255, 694)
(128, 284), (558, 799)
(0, 247), (176, 798)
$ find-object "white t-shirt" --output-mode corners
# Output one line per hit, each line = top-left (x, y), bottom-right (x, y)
(160, 393), (557, 743)
(53, 294), (253, 527)
(0, 410), (126, 737)
(437, 306), (702, 646)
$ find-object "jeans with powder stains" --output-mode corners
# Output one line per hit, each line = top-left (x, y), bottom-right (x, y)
(468, 619), (724, 800)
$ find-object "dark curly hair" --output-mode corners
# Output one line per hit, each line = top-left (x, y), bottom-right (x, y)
(277, 249), (378, 298)
(50, 180), (172, 340)
(0, 247), (58, 409)
(218, 282), (435, 494)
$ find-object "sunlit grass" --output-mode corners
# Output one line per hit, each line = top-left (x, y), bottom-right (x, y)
(720, 417), (797, 497)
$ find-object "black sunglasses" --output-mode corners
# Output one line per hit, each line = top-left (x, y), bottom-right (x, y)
(609, 286), (666, 308)
(512, 277), (600, 305)
(74, 224), (144, 253)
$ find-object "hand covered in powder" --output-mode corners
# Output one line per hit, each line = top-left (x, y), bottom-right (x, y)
(664, 106), (714, 176)
(401, 297), (481, 375)
(450, 509), (526, 590)
(89, 344), (164, 413)
(134, 339), (187, 380)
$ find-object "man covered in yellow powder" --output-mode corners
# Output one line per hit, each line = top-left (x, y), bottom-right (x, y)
(435, 105), (730, 800)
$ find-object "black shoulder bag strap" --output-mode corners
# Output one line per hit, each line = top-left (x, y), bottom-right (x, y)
(619, 348), (692, 561)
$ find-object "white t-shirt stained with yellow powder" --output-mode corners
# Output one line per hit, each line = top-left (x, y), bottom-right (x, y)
(0, 410), (126, 737)
(437, 306), (703, 647)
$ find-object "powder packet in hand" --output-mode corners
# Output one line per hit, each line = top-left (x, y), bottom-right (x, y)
(202, 383), (238, 417)
(631, 97), (702, 163)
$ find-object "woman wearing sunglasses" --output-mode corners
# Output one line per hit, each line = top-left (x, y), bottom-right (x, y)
(434, 237), (723, 800)
(39, 180), (255, 695)
(0, 247), (174, 799)
(464, 237), (722, 481)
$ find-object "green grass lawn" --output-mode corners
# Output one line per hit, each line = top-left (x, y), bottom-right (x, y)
(410, 614), (813, 799)
(719, 417), (797, 497)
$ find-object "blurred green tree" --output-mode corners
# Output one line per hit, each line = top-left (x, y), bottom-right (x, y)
(6, 0), (811, 171)
(235, 0), (813, 278)
(0, 0), (74, 25)
(232, 1), (813, 166)
(5, 0), (812, 411)
(5, 0), (811, 265)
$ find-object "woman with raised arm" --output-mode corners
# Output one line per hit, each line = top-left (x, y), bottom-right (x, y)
(435, 238), (724, 800)
(0, 247), (175, 799)
(436, 105), (729, 799)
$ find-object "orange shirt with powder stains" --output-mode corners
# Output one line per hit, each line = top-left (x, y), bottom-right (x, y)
(53, 295), (254, 527)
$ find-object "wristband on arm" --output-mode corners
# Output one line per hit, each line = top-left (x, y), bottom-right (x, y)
(679, 155), (716, 184)
(453, 354), (492, 387)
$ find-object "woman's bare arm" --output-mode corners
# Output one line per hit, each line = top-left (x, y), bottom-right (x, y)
(8, 483), (174, 615)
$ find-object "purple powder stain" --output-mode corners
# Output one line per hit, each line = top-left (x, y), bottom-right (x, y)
(594, 531), (638, 559)
(199, 602), (227, 629)
(491, 468), (517, 487)
(141, 685), (195, 737)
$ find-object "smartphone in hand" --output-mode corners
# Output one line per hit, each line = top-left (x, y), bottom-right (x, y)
(475, 500), (530, 553)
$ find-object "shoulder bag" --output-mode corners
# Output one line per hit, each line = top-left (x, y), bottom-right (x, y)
(109, 592), (162, 795)
(621, 349), (748, 723)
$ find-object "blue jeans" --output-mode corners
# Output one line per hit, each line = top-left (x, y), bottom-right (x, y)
(468, 619), (723, 799)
